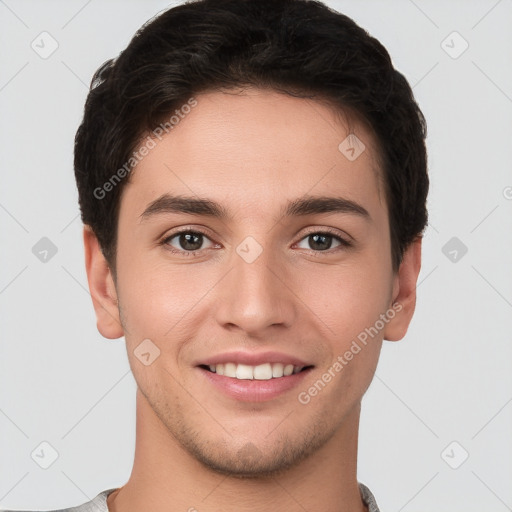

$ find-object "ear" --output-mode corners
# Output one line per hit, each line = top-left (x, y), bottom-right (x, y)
(83, 226), (124, 339)
(383, 237), (422, 342)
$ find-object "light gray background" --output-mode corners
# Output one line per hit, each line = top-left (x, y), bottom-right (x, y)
(1, 0), (511, 510)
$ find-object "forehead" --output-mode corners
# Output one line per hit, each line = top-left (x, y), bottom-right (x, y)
(122, 88), (385, 221)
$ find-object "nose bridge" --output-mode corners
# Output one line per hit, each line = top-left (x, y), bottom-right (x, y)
(215, 237), (296, 333)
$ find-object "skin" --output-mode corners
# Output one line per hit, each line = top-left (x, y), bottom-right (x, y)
(84, 88), (422, 512)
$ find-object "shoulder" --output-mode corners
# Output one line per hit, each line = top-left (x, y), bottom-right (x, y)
(359, 482), (381, 512)
(0, 488), (118, 512)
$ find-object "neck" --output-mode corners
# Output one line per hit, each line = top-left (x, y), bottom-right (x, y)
(108, 388), (367, 512)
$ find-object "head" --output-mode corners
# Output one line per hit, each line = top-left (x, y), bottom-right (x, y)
(77, 0), (428, 477)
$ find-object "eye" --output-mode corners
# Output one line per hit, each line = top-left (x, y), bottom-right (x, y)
(295, 231), (352, 252)
(160, 228), (351, 257)
(162, 230), (215, 255)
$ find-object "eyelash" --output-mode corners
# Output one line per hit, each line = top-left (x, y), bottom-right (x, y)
(160, 227), (353, 258)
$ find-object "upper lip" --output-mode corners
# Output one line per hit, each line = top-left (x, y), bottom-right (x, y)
(196, 351), (312, 367)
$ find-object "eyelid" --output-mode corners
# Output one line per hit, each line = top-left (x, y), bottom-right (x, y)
(296, 226), (353, 246)
(162, 226), (211, 238)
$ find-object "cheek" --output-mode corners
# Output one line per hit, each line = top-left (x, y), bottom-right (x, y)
(116, 252), (218, 345)
(304, 266), (388, 407)
(299, 259), (393, 345)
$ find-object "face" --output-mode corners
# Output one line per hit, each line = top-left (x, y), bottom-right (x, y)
(87, 88), (419, 477)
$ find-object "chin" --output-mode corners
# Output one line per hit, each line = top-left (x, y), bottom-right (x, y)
(176, 416), (335, 479)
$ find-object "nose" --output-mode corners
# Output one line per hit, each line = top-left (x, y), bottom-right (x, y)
(213, 243), (297, 336)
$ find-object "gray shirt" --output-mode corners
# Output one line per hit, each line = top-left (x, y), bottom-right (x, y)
(1, 482), (380, 511)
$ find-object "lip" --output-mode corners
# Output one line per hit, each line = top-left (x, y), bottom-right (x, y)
(196, 350), (310, 367)
(199, 365), (313, 402)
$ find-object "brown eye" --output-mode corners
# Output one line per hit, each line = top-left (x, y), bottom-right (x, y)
(296, 232), (351, 252)
(163, 230), (214, 253)
(308, 233), (334, 251)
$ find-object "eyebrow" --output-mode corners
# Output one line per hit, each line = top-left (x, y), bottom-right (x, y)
(139, 193), (370, 222)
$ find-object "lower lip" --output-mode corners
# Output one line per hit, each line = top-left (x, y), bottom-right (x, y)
(199, 367), (312, 402)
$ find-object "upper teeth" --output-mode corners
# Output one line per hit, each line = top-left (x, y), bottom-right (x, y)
(207, 363), (303, 380)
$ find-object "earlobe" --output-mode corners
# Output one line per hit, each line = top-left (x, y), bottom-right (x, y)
(383, 237), (422, 342)
(83, 226), (124, 339)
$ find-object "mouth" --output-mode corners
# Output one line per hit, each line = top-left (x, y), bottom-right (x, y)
(197, 356), (314, 402)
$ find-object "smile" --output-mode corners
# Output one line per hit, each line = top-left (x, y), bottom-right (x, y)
(204, 362), (307, 380)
